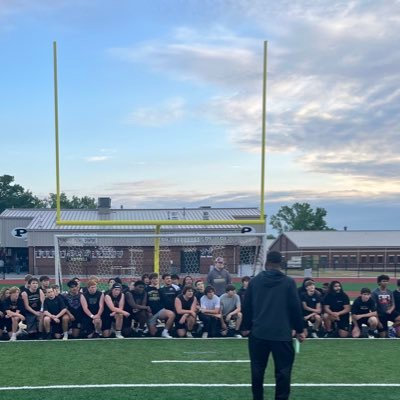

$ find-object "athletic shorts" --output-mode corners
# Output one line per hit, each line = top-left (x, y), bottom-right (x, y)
(379, 311), (400, 331)
(25, 312), (40, 332)
(50, 320), (63, 335)
(336, 314), (350, 331)
(148, 309), (167, 326)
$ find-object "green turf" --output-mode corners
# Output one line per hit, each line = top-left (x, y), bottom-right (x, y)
(0, 338), (398, 400)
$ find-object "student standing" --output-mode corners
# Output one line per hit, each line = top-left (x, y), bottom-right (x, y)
(243, 251), (305, 400)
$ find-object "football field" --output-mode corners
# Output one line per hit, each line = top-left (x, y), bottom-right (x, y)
(0, 338), (398, 400)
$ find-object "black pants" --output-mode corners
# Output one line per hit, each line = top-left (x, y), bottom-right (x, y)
(248, 334), (295, 400)
(198, 313), (220, 336)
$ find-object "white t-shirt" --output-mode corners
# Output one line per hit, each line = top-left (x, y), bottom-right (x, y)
(200, 294), (220, 310)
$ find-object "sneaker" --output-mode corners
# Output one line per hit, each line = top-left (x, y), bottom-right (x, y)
(234, 333), (243, 338)
(91, 332), (100, 339)
(115, 332), (124, 339)
(311, 332), (319, 339)
(62, 332), (68, 340)
(368, 334), (375, 339)
(186, 331), (193, 338)
(202, 332), (208, 339)
(10, 334), (17, 341)
(161, 330), (172, 339)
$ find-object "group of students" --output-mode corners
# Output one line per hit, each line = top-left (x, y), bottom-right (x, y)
(0, 270), (249, 341)
(298, 275), (400, 338)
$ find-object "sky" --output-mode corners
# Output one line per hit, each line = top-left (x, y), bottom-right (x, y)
(1, 0), (400, 232)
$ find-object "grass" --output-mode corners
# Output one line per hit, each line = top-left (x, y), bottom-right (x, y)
(0, 338), (398, 400)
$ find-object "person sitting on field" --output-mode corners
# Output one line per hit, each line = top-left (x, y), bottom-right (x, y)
(145, 273), (175, 338)
(219, 284), (243, 338)
(159, 273), (180, 313)
(102, 283), (130, 339)
(63, 280), (84, 339)
(174, 286), (198, 338)
(39, 275), (51, 295)
(19, 274), (33, 293)
(323, 280), (351, 338)
(125, 280), (151, 336)
(194, 280), (205, 303)
(300, 280), (322, 338)
(351, 288), (378, 338)
(21, 277), (44, 338)
(181, 275), (194, 289)
(372, 275), (400, 338)
(237, 276), (250, 304)
(3, 286), (26, 341)
(199, 286), (222, 338)
(80, 279), (104, 338)
(43, 287), (69, 340)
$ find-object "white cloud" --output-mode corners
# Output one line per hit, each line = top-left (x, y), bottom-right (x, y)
(125, 97), (186, 127)
(85, 155), (112, 162)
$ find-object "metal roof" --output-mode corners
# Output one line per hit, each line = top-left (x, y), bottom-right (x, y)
(283, 231), (400, 248)
(1, 207), (261, 231)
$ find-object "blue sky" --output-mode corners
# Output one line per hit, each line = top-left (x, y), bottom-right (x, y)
(1, 0), (400, 232)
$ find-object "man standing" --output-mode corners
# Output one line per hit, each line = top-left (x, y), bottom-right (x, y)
(207, 257), (231, 296)
(243, 251), (305, 400)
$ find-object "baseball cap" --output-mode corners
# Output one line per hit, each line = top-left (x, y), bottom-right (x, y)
(112, 283), (122, 290)
(215, 257), (224, 263)
(67, 280), (78, 288)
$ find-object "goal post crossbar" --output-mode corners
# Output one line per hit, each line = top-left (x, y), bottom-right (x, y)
(54, 232), (267, 289)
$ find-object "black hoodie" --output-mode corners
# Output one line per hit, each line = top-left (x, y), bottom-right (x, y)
(242, 269), (304, 341)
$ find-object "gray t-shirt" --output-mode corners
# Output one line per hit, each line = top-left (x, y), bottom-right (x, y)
(372, 287), (394, 314)
(220, 293), (241, 316)
(200, 294), (220, 310)
(207, 268), (231, 296)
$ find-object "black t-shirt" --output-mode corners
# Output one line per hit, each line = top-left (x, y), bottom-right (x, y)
(25, 289), (42, 312)
(83, 290), (102, 315)
(324, 291), (350, 313)
(176, 293), (195, 315)
(159, 285), (178, 311)
(44, 296), (66, 315)
(63, 292), (83, 318)
(351, 297), (376, 315)
(146, 286), (163, 314)
(3, 297), (25, 314)
(300, 291), (322, 316)
(195, 290), (204, 303)
(104, 291), (123, 316)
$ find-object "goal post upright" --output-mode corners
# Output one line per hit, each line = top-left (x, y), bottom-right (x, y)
(51, 41), (269, 275)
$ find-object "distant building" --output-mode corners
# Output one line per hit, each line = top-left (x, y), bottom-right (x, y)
(0, 200), (266, 276)
(270, 230), (400, 272)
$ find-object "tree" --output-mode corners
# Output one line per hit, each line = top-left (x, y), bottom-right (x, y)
(46, 193), (96, 209)
(269, 202), (333, 234)
(0, 175), (46, 213)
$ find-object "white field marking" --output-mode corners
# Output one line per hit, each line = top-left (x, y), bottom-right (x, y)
(152, 360), (249, 363)
(0, 383), (400, 391)
(183, 351), (217, 354)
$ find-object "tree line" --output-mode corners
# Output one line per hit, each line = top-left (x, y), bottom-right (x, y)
(0, 175), (96, 213)
(1, 175), (333, 233)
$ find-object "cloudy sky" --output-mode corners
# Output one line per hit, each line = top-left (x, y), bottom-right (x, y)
(1, 0), (400, 232)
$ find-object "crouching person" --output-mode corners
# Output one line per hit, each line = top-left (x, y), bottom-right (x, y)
(174, 286), (198, 338)
(43, 287), (69, 340)
(4, 287), (26, 341)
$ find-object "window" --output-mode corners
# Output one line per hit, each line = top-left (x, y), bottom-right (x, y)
(388, 255), (395, 264)
(377, 255), (383, 264)
(369, 255), (375, 264)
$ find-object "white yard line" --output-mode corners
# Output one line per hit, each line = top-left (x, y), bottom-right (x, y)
(0, 383), (399, 391)
(152, 360), (250, 363)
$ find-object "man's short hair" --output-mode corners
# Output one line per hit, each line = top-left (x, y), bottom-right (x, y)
(39, 275), (50, 282)
(149, 273), (158, 280)
(305, 280), (315, 288)
(134, 280), (145, 287)
(28, 278), (39, 284)
(194, 280), (204, 287)
(162, 273), (171, 280)
(361, 287), (371, 294)
(67, 280), (78, 288)
(266, 251), (282, 265)
(377, 274), (390, 284)
(241, 276), (251, 283)
(87, 279), (97, 287)
(24, 274), (33, 282)
(182, 285), (195, 295)
(225, 284), (236, 292)
(171, 274), (180, 281)
(205, 285), (215, 294)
